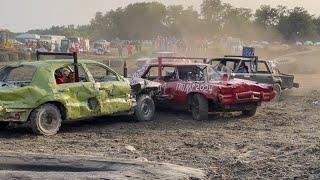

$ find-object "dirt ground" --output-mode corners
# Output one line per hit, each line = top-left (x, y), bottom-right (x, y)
(0, 152), (204, 179)
(0, 50), (319, 179)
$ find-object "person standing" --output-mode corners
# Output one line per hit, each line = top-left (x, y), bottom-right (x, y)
(118, 44), (123, 57)
(127, 44), (133, 56)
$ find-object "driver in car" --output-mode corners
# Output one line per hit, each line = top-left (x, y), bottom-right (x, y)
(55, 67), (75, 84)
(237, 62), (249, 73)
(217, 61), (226, 71)
(188, 67), (204, 81)
(55, 69), (65, 84)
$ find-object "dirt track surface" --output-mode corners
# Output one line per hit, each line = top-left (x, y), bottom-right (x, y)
(0, 90), (319, 179)
(0, 152), (204, 179)
(0, 50), (320, 179)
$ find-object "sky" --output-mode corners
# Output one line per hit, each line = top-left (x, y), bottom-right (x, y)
(0, 0), (319, 32)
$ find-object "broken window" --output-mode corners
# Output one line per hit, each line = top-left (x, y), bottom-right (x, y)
(235, 61), (251, 73)
(211, 60), (238, 72)
(54, 65), (88, 84)
(86, 64), (119, 82)
(162, 67), (176, 82)
(257, 62), (270, 74)
(0, 65), (36, 87)
(178, 66), (205, 82)
(144, 67), (158, 80)
(208, 67), (222, 82)
(178, 66), (193, 81)
(143, 66), (176, 82)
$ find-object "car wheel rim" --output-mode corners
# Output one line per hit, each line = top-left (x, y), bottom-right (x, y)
(39, 110), (59, 133)
(141, 100), (151, 116)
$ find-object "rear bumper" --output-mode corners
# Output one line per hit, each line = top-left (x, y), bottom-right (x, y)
(218, 91), (275, 105)
(0, 106), (31, 122)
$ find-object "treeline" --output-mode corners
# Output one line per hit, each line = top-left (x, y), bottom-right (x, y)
(28, 25), (91, 38)
(27, 0), (320, 41)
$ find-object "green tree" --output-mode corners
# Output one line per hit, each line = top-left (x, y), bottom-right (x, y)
(26, 1), (320, 42)
(278, 7), (317, 40)
(118, 2), (167, 39)
(255, 5), (279, 29)
(201, 0), (229, 33)
(223, 8), (253, 37)
(165, 5), (203, 37)
(313, 17), (320, 39)
(255, 5), (288, 31)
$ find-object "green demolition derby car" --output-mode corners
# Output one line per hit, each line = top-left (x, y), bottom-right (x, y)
(0, 52), (160, 135)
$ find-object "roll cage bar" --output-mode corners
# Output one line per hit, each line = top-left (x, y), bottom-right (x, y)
(157, 57), (207, 80)
(209, 55), (260, 72)
(36, 51), (80, 82)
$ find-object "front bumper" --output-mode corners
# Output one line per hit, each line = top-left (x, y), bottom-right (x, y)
(218, 91), (275, 105)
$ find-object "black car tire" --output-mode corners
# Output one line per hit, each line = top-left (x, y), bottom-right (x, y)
(134, 95), (155, 121)
(0, 122), (9, 129)
(191, 94), (208, 121)
(273, 83), (282, 101)
(29, 104), (62, 136)
(242, 105), (257, 117)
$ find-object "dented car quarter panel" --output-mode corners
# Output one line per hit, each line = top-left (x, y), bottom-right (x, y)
(0, 60), (132, 122)
(82, 63), (132, 116)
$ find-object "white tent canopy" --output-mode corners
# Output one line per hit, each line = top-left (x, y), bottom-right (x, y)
(16, 33), (40, 40)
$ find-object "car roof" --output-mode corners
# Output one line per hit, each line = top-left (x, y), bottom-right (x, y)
(9, 59), (103, 67)
(211, 57), (267, 62)
(211, 57), (253, 61)
(148, 62), (207, 66)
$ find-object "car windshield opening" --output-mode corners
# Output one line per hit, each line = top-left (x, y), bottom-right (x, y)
(0, 65), (36, 87)
(210, 63), (232, 81)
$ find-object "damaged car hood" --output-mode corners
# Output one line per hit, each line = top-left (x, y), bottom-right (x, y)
(128, 77), (161, 89)
(127, 77), (161, 95)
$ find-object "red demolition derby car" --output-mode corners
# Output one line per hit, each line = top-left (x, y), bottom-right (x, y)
(132, 57), (275, 120)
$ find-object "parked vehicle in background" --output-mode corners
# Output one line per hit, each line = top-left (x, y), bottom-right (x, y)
(0, 52), (160, 135)
(59, 37), (90, 53)
(0, 29), (13, 50)
(91, 40), (111, 55)
(314, 42), (320, 46)
(38, 39), (55, 52)
(133, 57), (275, 120)
(208, 56), (299, 101)
(60, 39), (71, 52)
(135, 52), (176, 68)
(304, 41), (313, 46)
(67, 37), (90, 52)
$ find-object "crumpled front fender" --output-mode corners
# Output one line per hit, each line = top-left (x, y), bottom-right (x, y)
(128, 77), (161, 96)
